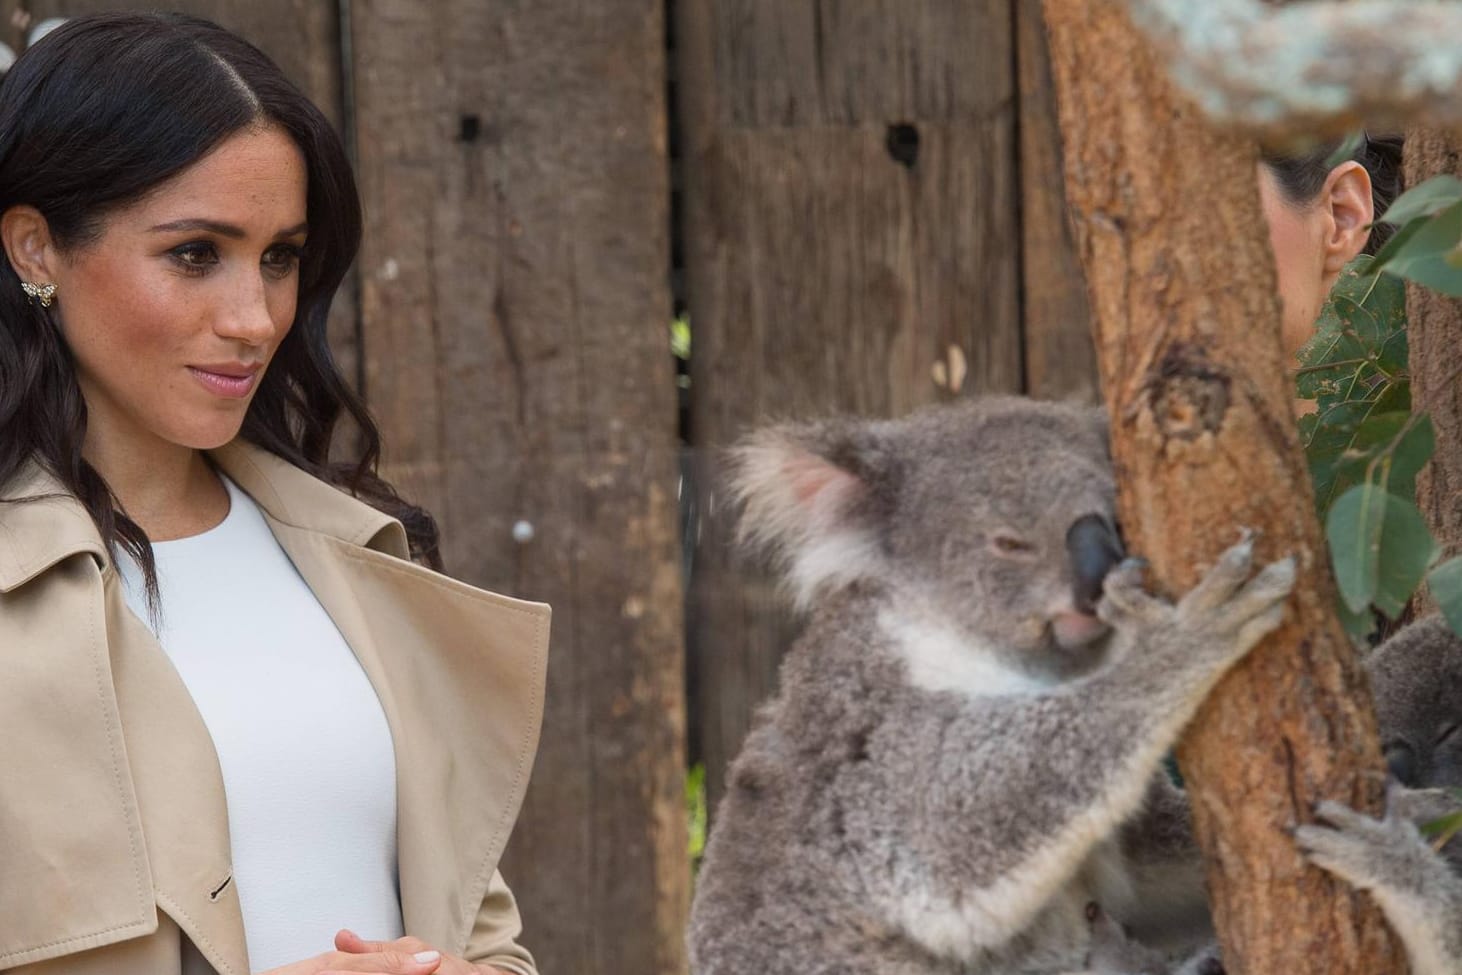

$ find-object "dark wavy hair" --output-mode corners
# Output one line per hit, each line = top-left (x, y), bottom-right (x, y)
(0, 12), (441, 604)
(1261, 134), (1405, 255)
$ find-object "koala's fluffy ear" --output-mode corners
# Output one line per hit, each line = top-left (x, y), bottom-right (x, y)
(729, 421), (892, 609)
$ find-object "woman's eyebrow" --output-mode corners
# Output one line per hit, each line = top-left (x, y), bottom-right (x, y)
(148, 218), (309, 238)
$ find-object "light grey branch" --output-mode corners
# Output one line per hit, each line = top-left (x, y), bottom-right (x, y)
(1126, 0), (1462, 137)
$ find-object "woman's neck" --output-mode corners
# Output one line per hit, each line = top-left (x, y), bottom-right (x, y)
(82, 436), (231, 543)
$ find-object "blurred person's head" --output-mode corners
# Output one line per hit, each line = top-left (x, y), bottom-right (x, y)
(1258, 135), (1403, 359)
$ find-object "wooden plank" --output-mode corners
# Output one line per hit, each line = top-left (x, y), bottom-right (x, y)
(21, 0), (360, 398)
(676, 0), (1023, 815)
(350, 3), (688, 974)
(1016, 0), (1097, 402)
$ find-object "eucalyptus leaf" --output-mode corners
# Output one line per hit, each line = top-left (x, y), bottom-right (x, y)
(1327, 484), (1385, 613)
(1324, 132), (1366, 169)
(1379, 174), (1462, 226)
(1383, 416), (1436, 498)
(1421, 808), (1462, 849)
(1430, 557), (1462, 638)
(1370, 218), (1427, 274)
(1373, 495), (1438, 620)
(1382, 201), (1462, 297)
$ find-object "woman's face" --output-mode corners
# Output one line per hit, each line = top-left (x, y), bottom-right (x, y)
(1258, 165), (1331, 359)
(1257, 160), (1373, 361)
(47, 124), (308, 459)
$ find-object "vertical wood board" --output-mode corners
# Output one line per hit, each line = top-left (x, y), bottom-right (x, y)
(350, 2), (688, 973)
(676, 0), (1023, 816)
(1015, 0), (1096, 402)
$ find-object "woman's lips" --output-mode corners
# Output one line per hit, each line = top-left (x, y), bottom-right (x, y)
(188, 365), (259, 399)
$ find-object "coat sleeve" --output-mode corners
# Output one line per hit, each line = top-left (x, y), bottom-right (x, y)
(463, 869), (538, 975)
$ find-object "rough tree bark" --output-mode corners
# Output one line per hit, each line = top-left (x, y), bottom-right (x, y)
(1405, 129), (1462, 566)
(1042, 3), (1405, 974)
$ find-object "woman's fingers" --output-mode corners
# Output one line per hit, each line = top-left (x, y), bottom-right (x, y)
(330, 930), (441, 972)
(318, 951), (441, 974)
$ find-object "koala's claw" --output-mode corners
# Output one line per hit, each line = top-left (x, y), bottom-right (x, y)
(1179, 537), (1257, 616)
(1096, 558), (1168, 627)
(1297, 800), (1423, 893)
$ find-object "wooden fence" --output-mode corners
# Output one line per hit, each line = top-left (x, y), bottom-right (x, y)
(0, 1), (1096, 972)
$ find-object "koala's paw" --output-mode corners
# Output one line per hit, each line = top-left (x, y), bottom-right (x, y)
(1295, 799), (1434, 895)
(1082, 902), (1167, 975)
(1175, 534), (1294, 661)
(1099, 534), (1294, 673)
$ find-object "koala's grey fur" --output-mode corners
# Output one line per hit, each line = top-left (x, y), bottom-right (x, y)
(687, 397), (1295, 975)
(1369, 615), (1462, 793)
(1296, 615), (1462, 975)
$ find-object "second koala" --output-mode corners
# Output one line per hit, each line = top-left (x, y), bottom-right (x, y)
(687, 397), (1294, 975)
(1297, 615), (1462, 975)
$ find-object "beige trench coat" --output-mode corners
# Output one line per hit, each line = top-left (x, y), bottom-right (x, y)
(0, 440), (551, 975)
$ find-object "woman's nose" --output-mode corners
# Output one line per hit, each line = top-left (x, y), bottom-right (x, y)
(214, 272), (282, 345)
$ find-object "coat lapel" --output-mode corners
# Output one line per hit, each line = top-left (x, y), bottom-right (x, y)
(0, 466), (247, 974)
(213, 444), (551, 952)
(105, 573), (252, 975)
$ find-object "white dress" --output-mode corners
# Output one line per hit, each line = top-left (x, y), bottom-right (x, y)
(118, 476), (405, 973)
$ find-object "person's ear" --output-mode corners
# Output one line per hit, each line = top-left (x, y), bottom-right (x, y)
(1320, 161), (1374, 276)
(0, 205), (62, 284)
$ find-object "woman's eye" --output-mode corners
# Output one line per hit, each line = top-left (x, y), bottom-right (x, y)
(169, 241), (219, 273)
(262, 244), (302, 277)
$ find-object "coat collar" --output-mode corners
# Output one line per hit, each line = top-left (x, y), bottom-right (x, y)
(0, 440), (408, 593)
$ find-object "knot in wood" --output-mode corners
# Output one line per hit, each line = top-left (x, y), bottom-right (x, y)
(1146, 342), (1231, 441)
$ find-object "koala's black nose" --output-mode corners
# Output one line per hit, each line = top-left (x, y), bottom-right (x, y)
(1383, 742), (1419, 788)
(1067, 515), (1125, 614)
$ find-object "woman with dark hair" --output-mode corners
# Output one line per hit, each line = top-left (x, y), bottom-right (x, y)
(1257, 134), (1404, 361)
(0, 13), (546, 975)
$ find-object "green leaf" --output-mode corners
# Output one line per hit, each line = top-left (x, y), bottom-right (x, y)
(1381, 415), (1435, 499)
(1328, 484), (1385, 612)
(670, 315), (691, 360)
(1324, 132), (1366, 169)
(1370, 218), (1428, 275)
(1326, 485), (1437, 617)
(1430, 557), (1462, 638)
(1383, 201), (1462, 297)
(1373, 495), (1438, 619)
(1379, 175), (1462, 226)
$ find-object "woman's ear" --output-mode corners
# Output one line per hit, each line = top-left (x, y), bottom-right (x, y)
(0, 205), (61, 284)
(1320, 161), (1374, 278)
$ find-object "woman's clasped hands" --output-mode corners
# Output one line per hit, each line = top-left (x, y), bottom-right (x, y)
(262, 930), (512, 975)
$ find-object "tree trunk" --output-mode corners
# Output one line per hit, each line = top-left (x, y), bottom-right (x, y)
(1041, 3), (1405, 973)
(1405, 129), (1462, 564)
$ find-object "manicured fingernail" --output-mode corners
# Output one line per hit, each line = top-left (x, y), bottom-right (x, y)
(414, 951), (441, 963)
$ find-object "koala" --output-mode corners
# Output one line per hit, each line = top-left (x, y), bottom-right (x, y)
(686, 397), (1295, 975)
(1295, 615), (1462, 975)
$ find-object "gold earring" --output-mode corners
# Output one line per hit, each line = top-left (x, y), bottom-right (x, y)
(21, 282), (56, 308)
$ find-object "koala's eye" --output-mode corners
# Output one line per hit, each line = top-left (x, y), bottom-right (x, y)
(1436, 723), (1460, 748)
(992, 534), (1036, 556)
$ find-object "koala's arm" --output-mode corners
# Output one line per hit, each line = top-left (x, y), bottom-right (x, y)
(899, 540), (1292, 944)
(1297, 797), (1462, 975)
